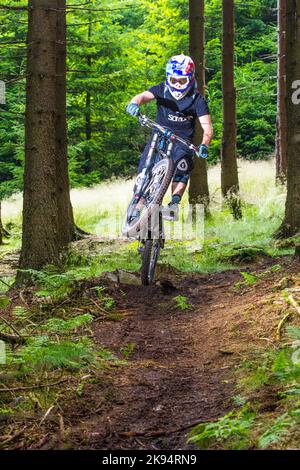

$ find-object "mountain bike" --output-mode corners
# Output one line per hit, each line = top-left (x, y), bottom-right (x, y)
(122, 115), (198, 286)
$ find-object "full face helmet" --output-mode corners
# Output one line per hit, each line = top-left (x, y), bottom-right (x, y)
(166, 54), (195, 100)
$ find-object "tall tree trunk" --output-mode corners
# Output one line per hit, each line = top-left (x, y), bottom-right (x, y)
(275, 0), (287, 183)
(221, 0), (241, 219)
(56, 0), (75, 246)
(188, 0), (210, 214)
(276, 0), (300, 238)
(84, 10), (92, 172)
(0, 202), (3, 245)
(17, 0), (59, 277)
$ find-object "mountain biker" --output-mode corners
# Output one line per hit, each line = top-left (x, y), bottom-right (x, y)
(126, 54), (213, 221)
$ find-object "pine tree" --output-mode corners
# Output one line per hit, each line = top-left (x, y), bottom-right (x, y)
(188, 0), (210, 214)
(221, 0), (242, 219)
(16, 0), (74, 283)
(276, 0), (300, 238)
(55, 0), (75, 246)
(275, 0), (287, 183)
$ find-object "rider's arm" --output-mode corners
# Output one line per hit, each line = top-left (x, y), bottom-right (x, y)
(199, 114), (214, 147)
(130, 91), (155, 106)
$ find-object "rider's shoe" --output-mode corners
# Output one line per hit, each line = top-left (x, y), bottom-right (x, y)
(162, 203), (179, 222)
(137, 244), (145, 254)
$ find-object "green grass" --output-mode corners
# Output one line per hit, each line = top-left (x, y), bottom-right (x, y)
(0, 160), (292, 284)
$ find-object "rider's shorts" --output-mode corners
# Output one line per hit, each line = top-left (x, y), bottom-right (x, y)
(137, 139), (194, 185)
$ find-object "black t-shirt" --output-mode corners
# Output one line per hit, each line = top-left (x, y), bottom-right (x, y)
(148, 82), (210, 142)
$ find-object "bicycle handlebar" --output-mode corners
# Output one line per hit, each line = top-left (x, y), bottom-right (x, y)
(138, 114), (199, 156)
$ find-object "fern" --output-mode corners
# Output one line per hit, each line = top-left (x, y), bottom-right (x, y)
(0, 295), (10, 309)
(235, 271), (258, 288)
(189, 406), (255, 450)
(286, 325), (300, 341)
(41, 314), (93, 334)
(11, 337), (96, 372)
(174, 295), (193, 311)
(258, 414), (294, 449)
(12, 306), (28, 318)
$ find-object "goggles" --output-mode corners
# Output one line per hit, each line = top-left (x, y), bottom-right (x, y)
(169, 75), (190, 89)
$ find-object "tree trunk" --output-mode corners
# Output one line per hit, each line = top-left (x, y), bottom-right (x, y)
(17, 0), (59, 278)
(276, 1), (300, 238)
(221, 0), (241, 219)
(55, 0), (75, 246)
(275, 0), (287, 183)
(0, 201), (3, 245)
(84, 11), (92, 172)
(188, 0), (210, 214)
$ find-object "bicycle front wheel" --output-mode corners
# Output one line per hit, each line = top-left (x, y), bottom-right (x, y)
(140, 239), (162, 285)
(123, 158), (174, 238)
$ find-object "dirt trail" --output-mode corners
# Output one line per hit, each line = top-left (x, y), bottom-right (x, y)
(43, 256), (293, 450)
(3, 255), (297, 450)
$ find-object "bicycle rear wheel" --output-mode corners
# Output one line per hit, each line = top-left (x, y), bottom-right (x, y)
(122, 158), (174, 238)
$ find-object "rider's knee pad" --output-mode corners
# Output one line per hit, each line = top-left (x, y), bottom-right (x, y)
(173, 157), (193, 185)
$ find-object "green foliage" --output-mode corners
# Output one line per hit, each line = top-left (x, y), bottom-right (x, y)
(0, 295), (10, 308)
(120, 342), (136, 359)
(236, 271), (259, 288)
(98, 346), (127, 365)
(10, 336), (96, 372)
(238, 357), (271, 391)
(223, 327), (300, 449)
(21, 268), (75, 300)
(258, 414), (295, 449)
(0, 406), (14, 417)
(12, 305), (28, 318)
(173, 295), (193, 311)
(0, 0), (278, 197)
(189, 406), (255, 450)
(41, 314), (93, 335)
(189, 324), (300, 449)
(91, 286), (116, 311)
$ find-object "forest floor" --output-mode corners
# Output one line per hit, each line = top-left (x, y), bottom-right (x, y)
(1, 243), (300, 450)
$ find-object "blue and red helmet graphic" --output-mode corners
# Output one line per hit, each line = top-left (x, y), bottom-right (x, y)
(166, 54), (195, 100)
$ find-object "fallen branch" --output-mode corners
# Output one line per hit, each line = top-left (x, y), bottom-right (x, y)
(89, 298), (109, 315)
(39, 405), (55, 426)
(276, 311), (293, 341)
(0, 316), (23, 338)
(0, 378), (69, 393)
(0, 330), (25, 344)
(0, 427), (27, 448)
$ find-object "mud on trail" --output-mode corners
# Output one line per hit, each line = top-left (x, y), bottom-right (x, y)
(2, 255), (299, 450)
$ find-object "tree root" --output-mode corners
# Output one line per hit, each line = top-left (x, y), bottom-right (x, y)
(0, 426), (27, 447)
(0, 378), (69, 393)
(0, 316), (25, 344)
(0, 330), (25, 344)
